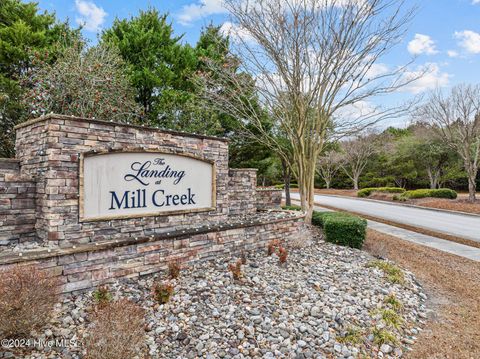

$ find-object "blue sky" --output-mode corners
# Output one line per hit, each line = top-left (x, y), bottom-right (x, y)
(35, 0), (480, 126)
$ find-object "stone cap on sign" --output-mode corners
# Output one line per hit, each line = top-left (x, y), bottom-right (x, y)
(14, 113), (230, 143)
(256, 187), (283, 192)
(228, 168), (259, 171)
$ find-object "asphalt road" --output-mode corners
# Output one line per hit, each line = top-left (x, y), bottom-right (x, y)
(290, 193), (480, 242)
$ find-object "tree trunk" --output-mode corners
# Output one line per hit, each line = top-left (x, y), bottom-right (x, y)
(468, 170), (477, 202)
(353, 175), (359, 190)
(427, 167), (441, 189)
(298, 158), (315, 224)
(325, 179), (331, 189)
(281, 158), (292, 206)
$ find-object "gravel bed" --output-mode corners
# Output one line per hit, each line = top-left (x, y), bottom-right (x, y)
(11, 232), (426, 359)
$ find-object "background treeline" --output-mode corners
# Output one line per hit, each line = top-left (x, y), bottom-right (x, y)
(1, 0), (478, 194)
(0, 1), (249, 158)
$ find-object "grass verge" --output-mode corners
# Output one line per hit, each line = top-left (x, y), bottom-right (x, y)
(364, 229), (480, 358)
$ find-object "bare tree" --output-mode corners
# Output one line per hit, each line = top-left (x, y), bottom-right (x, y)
(199, 0), (418, 222)
(340, 133), (378, 190)
(317, 151), (342, 189)
(417, 84), (480, 202)
(21, 41), (140, 122)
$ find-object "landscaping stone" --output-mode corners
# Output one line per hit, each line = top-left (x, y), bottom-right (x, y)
(18, 232), (425, 358)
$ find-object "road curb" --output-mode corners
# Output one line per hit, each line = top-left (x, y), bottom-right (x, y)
(310, 193), (480, 219)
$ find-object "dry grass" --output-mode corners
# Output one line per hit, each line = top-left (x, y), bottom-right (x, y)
(364, 229), (480, 358)
(0, 265), (60, 338)
(313, 188), (358, 197)
(85, 299), (146, 359)
(416, 198), (480, 215)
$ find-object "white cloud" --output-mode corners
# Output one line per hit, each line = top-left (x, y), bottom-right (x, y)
(447, 50), (459, 58)
(366, 63), (389, 79)
(407, 34), (438, 55)
(177, 0), (227, 26)
(220, 21), (256, 44)
(454, 30), (480, 54)
(75, 0), (107, 32)
(472, 0), (480, 4)
(402, 63), (450, 94)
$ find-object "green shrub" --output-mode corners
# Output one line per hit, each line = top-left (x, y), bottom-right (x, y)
(400, 188), (457, 200)
(274, 184), (284, 189)
(323, 215), (367, 249)
(282, 205), (302, 211)
(312, 211), (352, 227)
(357, 187), (406, 198)
(281, 207), (367, 249)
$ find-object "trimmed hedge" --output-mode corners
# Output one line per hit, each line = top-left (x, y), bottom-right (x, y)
(357, 187), (406, 198)
(400, 188), (457, 200)
(313, 211), (367, 249)
(281, 206), (367, 249)
(282, 205), (302, 211)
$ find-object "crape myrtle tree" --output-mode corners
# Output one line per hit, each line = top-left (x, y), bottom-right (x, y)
(417, 84), (480, 202)
(199, 0), (419, 223)
(21, 41), (141, 122)
(317, 150), (343, 189)
(339, 132), (379, 190)
(0, 0), (79, 157)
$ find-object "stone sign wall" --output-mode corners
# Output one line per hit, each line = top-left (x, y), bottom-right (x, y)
(14, 114), (230, 246)
(0, 114), (304, 293)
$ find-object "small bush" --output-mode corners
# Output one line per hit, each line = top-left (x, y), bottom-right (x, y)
(337, 326), (363, 345)
(368, 260), (405, 284)
(384, 293), (403, 312)
(278, 246), (288, 264)
(85, 299), (146, 359)
(152, 281), (175, 304)
(312, 211), (353, 227)
(357, 187), (406, 198)
(267, 239), (280, 256)
(282, 204), (302, 211)
(374, 308), (403, 329)
(372, 327), (397, 346)
(0, 265), (60, 338)
(314, 212), (367, 249)
(240, 251), (247, 265)
(400, 188), (457, 200)
(168, 260), (181, 279)
(228, 259), (243, 280)
(92, 285), (113, 308)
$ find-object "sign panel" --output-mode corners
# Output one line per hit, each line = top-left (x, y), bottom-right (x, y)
(80, 152), (215, 221)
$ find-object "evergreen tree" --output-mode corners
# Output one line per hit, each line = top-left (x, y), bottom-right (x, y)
(0, 0), (79, 157)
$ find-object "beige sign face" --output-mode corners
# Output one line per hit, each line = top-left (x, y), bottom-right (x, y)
(80, 152), (215, 221)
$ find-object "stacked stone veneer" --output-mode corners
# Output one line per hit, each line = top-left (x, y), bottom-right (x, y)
(228, 169), (258, 215)
(0, 114), (304, 292)
(257, 188), (283, 210)
(0, 214), (304, 293)
(0, 159), (36, 245)
(14, 114), (232, 246)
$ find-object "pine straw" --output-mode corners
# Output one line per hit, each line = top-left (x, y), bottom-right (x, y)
(415, 198), (480, 215)
(364, 229), (480, 359)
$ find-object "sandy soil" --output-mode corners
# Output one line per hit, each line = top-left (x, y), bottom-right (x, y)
(364, 230), (480, 359)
